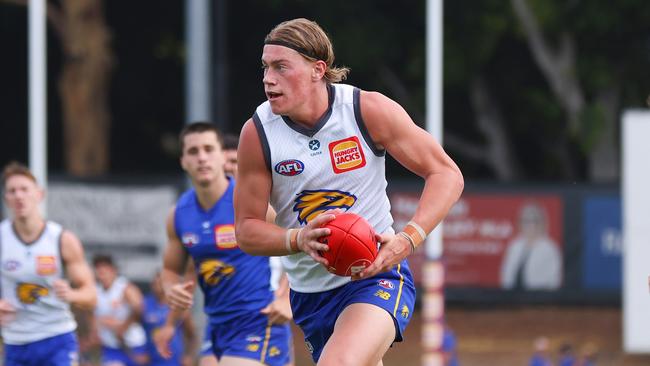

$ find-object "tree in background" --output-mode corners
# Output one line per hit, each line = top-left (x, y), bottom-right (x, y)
(443, 0), (650, 182)
(511, 0), (650, 181)
(2, 0), (113, 177)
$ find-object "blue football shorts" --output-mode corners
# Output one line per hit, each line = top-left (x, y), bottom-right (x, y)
(290, 260), (416, 363)
(207, 311), (292, 366)
(4, 331), (79, 366)
(200, 322), (214, 356)
(101, 344), (148, 366)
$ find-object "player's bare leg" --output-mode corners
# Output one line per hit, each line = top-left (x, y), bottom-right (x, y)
(199, 354), (219, 366)
(218, 356), (268, 366)
(318, 303), (395, 366)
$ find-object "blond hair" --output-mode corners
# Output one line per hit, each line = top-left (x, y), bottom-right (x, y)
(2, 161), (37, 187)
(265, 18), (350, 83)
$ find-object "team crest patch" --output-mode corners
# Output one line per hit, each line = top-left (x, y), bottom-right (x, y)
(36, 255), (57, 275)
(214, 224), (237, 249)
(275, 159), (304, 176)
(182, 233), (199, 247)
(378, 279), (395, 290)
(293, 189), (357, 225)
(328, 136), (366, 174)
(199, 259), (235, 286)
(16, 283), (49, 304)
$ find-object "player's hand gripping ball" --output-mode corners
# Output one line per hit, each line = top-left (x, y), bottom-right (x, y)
(318, 213), (378, 276)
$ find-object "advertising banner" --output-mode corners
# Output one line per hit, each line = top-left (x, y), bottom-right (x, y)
(48, 183), (177, 282)
(391, 193), (563, 290)
(582, 196), (622, 290)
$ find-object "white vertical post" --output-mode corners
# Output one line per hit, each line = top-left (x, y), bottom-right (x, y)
(185, 0), (212, 123)
(185, 0), (212, 345)
(426, 0), (443, 260)
(622, 110), (650, 353)
(423, 1), (445, 366)
(29, 0), (48, 214)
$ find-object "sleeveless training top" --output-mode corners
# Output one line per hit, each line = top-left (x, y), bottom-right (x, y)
(253, 83), (394, 293)
(95, 276), (147, 348)
(174, 178), (274, 324)
(0, 219), (77, 344)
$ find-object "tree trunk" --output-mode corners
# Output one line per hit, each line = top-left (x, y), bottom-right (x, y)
(469, 76), (522, 181)
(58, 0), (113, 176)
(511, 0), (583, 180)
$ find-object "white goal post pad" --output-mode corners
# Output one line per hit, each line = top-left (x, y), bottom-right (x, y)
(623, 109), (650, 353)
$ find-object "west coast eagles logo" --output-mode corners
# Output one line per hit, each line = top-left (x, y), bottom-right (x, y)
(293, 189), (357, 224)
(199, 259), (235, 286)
(16, 282), (49, 304)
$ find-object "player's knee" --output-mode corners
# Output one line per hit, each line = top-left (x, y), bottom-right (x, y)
(318, 352), (378, 366)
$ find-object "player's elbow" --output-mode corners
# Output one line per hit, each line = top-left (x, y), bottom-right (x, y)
(235, 219), (259, 255)
(452, 167), (464, 201)
(443, 164), (464, 203)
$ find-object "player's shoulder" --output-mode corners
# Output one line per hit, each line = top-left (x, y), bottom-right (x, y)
(175, 189), (197, 211)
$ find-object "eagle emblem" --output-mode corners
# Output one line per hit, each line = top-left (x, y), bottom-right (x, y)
(16, 283), (49, 304)
(199, 259), (235, 286)
(293, 189), (357, 225)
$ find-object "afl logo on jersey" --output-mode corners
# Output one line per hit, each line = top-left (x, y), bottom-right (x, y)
(182, 233), (200, 247)
(328, 136), (366, 174)
(274, 159), (304, 176)
(3, 260), (21, 271)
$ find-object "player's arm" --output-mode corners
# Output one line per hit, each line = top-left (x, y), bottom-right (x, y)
(161, 206), (194, 314)
(56, 230), (97, 309)
(180, 310), (198, 364)
(156, 207), (194, 359)
(81, 308), (101, 350)
(116, 282), (144, 337)
(358, 90), (464, 278)
(235, 119), (332, 261)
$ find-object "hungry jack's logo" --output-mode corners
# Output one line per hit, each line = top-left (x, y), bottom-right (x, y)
(36, 256), (57, 275)
(328, 136), (366, 174)
(214, 224), (238, 249)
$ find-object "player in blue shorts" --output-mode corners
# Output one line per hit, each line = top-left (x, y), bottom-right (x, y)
(155, 122), (293, 366)
(142, 271), (197, 366)
(0, 162), (97, 366)
(234, 18), (464, 365)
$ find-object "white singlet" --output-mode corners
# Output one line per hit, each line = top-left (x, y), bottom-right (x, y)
(95, 276), (146, 349)
(253, 83), (394, 293)
(0, 219), (77, 345)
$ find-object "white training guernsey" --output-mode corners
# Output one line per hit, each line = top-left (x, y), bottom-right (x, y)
(253, 83), (394, 293)
(95, 276), (146, 349)
(0, 219), (77, 345)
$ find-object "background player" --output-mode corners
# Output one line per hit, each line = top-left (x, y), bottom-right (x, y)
(90, 254), (149, 366)
(142, 271), (197, 366)
(155, 122), (293, 366)
(195, 132), (295, 366)
(0, 161), (97, 366)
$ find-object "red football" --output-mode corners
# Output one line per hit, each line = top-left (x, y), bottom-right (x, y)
(318, 213), (378, 276)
